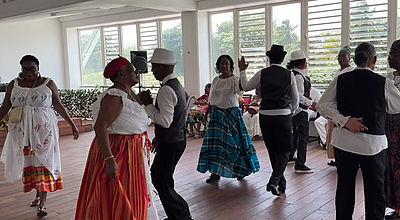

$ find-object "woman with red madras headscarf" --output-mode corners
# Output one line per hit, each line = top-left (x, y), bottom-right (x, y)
(75, 57), (159, 220)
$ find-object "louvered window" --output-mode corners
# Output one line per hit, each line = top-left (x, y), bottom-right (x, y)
(103, 26), (120, 64)
(238, 8), (266, 79)
(350, 0), (388, 74)
(139, 22), (159, 89)
(308, 0), (342, 88)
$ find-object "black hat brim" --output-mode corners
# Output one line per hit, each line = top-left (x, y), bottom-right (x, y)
(266, 51), (287, 59)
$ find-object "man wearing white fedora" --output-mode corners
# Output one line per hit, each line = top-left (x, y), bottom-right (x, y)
(287, 50), (315, 174)
(138, 48), (192, 220)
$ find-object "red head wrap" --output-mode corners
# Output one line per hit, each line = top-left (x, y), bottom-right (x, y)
(103, 56), (130, 78)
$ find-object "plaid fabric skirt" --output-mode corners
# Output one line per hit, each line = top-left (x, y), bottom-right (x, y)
(197, 106), (260, 178)
(385, 113), (400, 209)
(22, 146), (63, 192)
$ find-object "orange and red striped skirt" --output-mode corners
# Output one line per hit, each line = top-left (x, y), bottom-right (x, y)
(22, 146), (63, 192)
(75, 132), (152, 220)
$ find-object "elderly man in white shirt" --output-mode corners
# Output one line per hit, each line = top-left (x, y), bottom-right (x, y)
(314, 46), (354, 166)
(138, 48), (192, 220)
(317, 42), (400, 220)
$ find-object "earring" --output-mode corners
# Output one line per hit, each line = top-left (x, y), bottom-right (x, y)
(18, 72), (24, 79)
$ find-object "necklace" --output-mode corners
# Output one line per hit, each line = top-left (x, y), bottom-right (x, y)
(113, 86), (135, 101)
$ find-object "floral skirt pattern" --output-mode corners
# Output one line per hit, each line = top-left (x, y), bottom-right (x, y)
(385, 113), (400, 209)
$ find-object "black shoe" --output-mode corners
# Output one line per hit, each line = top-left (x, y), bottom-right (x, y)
(385, 211), (400, 219)
(206, 173), (220, 183)
(327, 160), (336, 166)
(278, 186), (286, 194)
(294, 164), (313, 174)
(266, 184), (281, 196)
(288, 157), (296, 164)
(237, 176), (245, 181)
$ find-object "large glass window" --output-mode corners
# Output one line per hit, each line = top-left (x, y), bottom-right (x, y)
(238, 7), (266, 79)
(139, 22), (159, 89)
(398, 0), (400, 38)
(162, 19), (184, 84)
(272, 3), (301, 66)
(79, 29), (104, 86)
(350, 0), (388, 75)
(210, 12), (234, 76)
(308, 0), (342, 88)
(121, 24), (138, 59)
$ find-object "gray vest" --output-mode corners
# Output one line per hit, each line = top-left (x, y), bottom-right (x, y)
(154, 78), (187, 143)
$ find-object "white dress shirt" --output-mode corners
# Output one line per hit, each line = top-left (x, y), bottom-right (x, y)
(145, 73), (178, 128)
(240, 64), (299, 115)
(317, 67), (400, 155)
(333, 66), (355, 78)
(293, 68), (312, 116)
(386, 71), (400, 90)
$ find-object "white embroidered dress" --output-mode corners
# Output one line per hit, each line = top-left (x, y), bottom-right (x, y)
(1, 77), (61, 182)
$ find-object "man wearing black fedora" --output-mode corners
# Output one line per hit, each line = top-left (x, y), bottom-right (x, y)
(239, 44), (299, 196)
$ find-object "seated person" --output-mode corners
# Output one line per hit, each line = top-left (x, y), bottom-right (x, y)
(188, 83), (211, 138)
(243, 88), (262, 140)
(307, 87), (321, 120)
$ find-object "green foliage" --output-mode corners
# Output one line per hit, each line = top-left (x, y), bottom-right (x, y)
(162, 25), (184, 79)
(272, 19), (300, 65)
(83, 71), (103, 86)
(212, 20), (235, 71)
(58, 88), (101, 119)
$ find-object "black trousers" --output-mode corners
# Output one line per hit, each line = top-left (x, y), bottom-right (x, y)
(334, 147), (387, 220)
(151, 140), (191, 220)
(290, 111), (309, 166)
(259, 114), (292, 188)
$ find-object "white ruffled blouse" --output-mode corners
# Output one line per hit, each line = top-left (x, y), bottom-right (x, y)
(209, 75), (241, 109)
(90, 88), (149, 135)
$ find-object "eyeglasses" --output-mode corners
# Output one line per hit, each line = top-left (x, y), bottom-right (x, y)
(21, 67), (38, 73)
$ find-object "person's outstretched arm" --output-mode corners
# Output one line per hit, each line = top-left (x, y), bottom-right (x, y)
(47, 79), (79, 139)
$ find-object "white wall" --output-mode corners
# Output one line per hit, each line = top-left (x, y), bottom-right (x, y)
(0, 19), (66, 88)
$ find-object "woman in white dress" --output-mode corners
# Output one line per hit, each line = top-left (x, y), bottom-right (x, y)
(0, 55), (79, 217)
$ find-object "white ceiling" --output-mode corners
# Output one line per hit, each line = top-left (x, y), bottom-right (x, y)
(0, 0), (198, 22)
(0, 0), (286, 23)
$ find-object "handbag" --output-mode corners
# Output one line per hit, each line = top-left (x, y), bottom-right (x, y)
(8, 76), (39, 123)
(8, 106), (23, 123)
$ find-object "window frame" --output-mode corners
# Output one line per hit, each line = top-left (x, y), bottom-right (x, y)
(77, 16), (181, 89)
